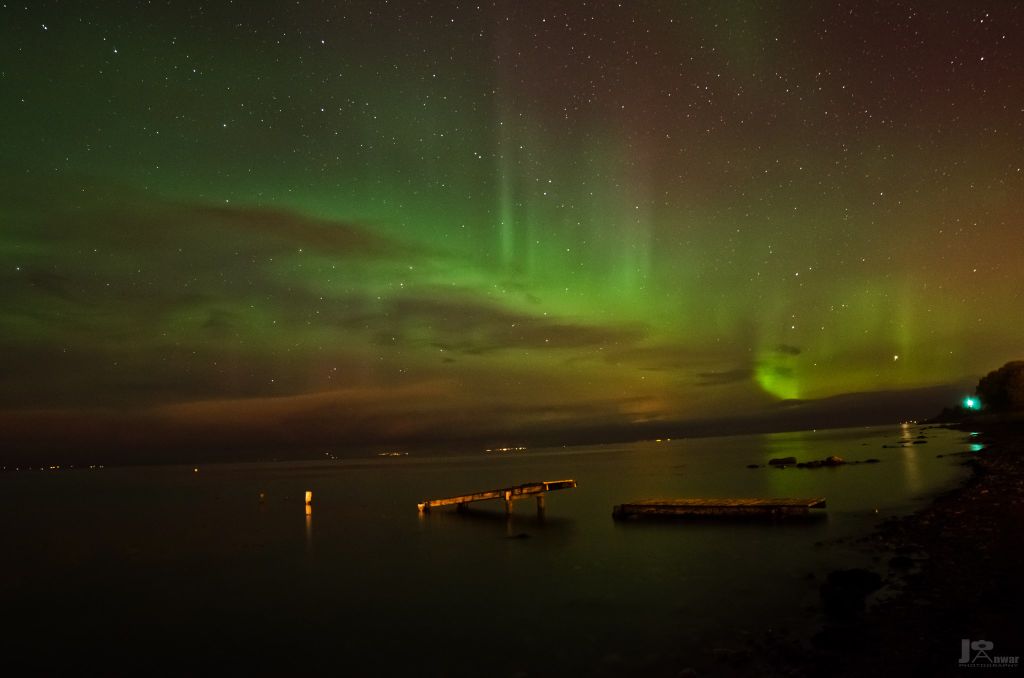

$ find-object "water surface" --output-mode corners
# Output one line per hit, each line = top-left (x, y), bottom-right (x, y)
(0, 425), (979, 675)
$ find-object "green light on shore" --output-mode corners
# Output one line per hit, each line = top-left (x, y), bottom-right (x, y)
(963, 397), (981, 411)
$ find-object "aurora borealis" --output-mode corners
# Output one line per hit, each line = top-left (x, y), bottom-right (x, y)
(2, 1), (1022, 462)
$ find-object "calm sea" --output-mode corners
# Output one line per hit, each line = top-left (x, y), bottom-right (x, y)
(0, 425), (980, 675)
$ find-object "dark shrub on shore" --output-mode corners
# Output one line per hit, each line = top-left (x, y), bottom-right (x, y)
(977, 360), (1024, 412)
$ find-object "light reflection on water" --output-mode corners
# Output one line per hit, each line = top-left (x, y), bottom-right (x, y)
(0, 425), (978, 674)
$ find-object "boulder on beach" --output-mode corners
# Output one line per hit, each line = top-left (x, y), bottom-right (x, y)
(793, 455), (847, 469)
(820, 568), (883, 619)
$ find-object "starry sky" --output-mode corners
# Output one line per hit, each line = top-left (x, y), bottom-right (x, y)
(2, 1), (1022, 463)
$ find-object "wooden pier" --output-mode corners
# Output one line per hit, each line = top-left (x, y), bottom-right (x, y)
(612, 497), (827, 520)
(417, 479), (577, 515)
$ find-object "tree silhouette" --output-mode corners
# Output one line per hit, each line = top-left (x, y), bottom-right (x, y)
(976, 361), (1024, 412)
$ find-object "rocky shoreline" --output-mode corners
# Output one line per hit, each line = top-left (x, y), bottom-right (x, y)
(689, 424), (1024, 677)
(789, 424), (1024, 677)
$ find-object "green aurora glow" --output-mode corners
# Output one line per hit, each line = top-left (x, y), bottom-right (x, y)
(1, 1), (1022, 460)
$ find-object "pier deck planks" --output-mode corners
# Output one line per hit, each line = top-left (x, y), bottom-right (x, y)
(417, 479), (576, 513)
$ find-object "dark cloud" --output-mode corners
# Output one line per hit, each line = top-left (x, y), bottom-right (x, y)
(20, 271), (80, 303)
(603, 343), (740, 373)
(2, 177), (424, 263)
(1, 186), (427, 331)
(341, 292), (648, 356)
(774, 344), (802, 356)
(0, 179), (444, 406)
(0, 181), (659, 415)
(765, 382), (974, 419)
(183, 203), (422, 261)
(0, 381), (973, 466)
(202, 308), (238, 334)
(696, 367), (755, 386)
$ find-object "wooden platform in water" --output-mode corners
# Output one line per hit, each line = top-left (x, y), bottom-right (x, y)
(612, 497), (827, 520)
(417, 479), (576, 514)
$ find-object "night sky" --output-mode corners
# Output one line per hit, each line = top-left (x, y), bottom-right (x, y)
(2, 1), (1022, 462)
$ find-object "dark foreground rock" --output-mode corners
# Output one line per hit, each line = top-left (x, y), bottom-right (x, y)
(796, 455), (845, 469)
(819, 569), (883, 620)
(757, 455), (881, 470)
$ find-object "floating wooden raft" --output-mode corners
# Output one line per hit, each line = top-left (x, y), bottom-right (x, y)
(612, 497), (827, 520)
(417, 479), (577, 515)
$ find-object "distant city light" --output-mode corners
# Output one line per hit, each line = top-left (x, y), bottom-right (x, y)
(963, 397), (981, 411)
